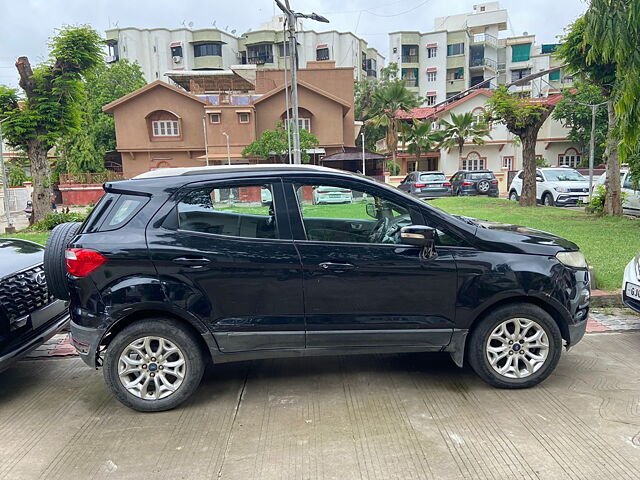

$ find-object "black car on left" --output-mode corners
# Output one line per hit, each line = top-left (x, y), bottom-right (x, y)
(0, 238), (69, 372)
(450, 170), (500, 197)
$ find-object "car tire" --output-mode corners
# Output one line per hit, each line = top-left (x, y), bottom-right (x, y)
(509, 190), (519, 201)
(543, 193), (554, 207)
(467, 303), (562, 389)
(44, 221), (82, 300)
(103, 318), (206, 412)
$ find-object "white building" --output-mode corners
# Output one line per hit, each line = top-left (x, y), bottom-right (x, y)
(105, 16), (384, 84)
(388, 2), (573, 106)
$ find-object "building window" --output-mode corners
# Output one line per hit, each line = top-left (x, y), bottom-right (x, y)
(171, 45), (183, 58)
(209, 113), (220, 124)
(278, 42), (290, 57)
(447, 68), (464, 80)
(361, 52), (367, 71)
(462, 152), (485, 171)
(511, 68), (532, 82)
(502, 156), (514, 170)
(549, 69), (561, 81)
(426, 71), (437, 82)
(425, 95), (437, 106)
(402, 68), (419, 87)
(247, 44), (273, 64)
(288, 118), (311, 132)
(447, 43), (464, 56)
(511, 43), (532, 62)
(471, 107), (485, 125)
(401, 45), (419, 63)
(316, 47), (330, 61)
(152, 120), (179, 137)
(238, 112), (250, 124)
(559, 150), (581, 168)
(427, 47), (437, 58)
(194, 42), (222, 57)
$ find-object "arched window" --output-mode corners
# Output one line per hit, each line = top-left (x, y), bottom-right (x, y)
(146, 110), (181, 139)
(281, 108), (313, 133)
(558, 147), (581, 168)
(462, 151), (486, 171)
(471, 107), (485, 125)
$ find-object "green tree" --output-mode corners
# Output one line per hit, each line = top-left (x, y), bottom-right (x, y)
(552, 82), (608, 166)
(400, 119), (440, 166)
(365, 81), (420, 172)
(557, 15), (621, 215)
(243, 122), (319, 163)
(437, 112), (491, 157)
(57, 59), (146, 177)
(485, 87), (555, 207)
(0, 26), (102, 222)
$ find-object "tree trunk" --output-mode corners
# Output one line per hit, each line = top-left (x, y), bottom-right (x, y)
(519, 131), (538, 207)
(604, 100), (622, 216)
(27, 139), (52, 224)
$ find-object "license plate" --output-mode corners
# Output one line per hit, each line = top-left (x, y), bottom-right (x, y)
(626, 282), (640, 301)
(30, 300), (67, 330)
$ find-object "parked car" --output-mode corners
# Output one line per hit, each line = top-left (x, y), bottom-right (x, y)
(397, 171), (452, 199)
(46, 165), (590, 411)
(0, 238), (69, 372)
(595, 169), (639, 216)
(312, 186), (353, 204)
(450, 170), (499, 197)
(622, 253), (640, 313)
(509, 168), (590, 206)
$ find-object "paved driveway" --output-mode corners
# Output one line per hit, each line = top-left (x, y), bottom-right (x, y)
(1, 331), (639, 480)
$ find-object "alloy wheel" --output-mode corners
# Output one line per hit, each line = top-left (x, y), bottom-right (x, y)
(118, 336), (186, 400)
(486, 318), (549, 379)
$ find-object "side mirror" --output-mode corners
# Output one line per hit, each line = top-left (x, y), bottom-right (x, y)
(365, 203), (377, 219)
(400, 225), (436, 250)
(536, 176), (543, 182)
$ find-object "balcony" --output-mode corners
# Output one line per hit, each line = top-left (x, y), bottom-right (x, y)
(367, 69), (377, 78)
(470, 57), (498, 70)
(401, 55), (419, 64)
(404, 78), (419, 88)
(446, 78), (465, 93)
(247, 54), (274, 65)
(470, 33), (499, 48)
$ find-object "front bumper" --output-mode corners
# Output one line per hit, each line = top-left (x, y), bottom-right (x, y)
(554, 194), (589, 206)
(622, 257), (640, 313)
(0, 302), (70, 372)
(69, 320), (105, 368)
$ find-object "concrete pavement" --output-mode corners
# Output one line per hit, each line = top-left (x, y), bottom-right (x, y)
(1, 328), (639, 479)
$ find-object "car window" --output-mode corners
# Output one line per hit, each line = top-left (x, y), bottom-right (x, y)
(516, 171), (524, 180)
(177, 184), (277, 239)
(293, 182), (411, 245)
(468, 173), (494, 180)
(419, 173), (447, 182)
(623, 173), (638, 189)
(543, 169), (586, 182)
(97, 194), (149, 232)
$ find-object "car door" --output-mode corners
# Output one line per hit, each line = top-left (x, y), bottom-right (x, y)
(398, 173), (413, 193)
(622, 172), (640, 214)
(285, 177), (457, 350)
(146, 178), (305, 354)
(535, 170), (545, 200)
(450, 173), (459, 194)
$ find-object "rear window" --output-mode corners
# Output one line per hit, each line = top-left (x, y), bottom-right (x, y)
(419, 173), (446, 182)
(468, 173), (494, 180)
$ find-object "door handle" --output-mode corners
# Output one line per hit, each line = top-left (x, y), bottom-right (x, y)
(318, 261), (356, 272)
(172, 256), (211, 267)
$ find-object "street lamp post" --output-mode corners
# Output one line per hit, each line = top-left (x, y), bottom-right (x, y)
(274, 0), (329, 164)
(202, 117), (210, 166)
(222, 132), (231, 166)
(571, 101), (607, 201)
(0, 118), (15, 234)
(361, 132), (366, 176)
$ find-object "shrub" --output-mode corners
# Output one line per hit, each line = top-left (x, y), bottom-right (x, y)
(30, 211), (87, 231)
(586, 184), (627, 214)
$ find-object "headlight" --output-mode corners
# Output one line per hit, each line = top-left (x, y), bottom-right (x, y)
(556, 251), (588, 269)
(554, 186), (569, 193)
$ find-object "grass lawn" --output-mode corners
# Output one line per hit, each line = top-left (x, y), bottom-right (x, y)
(3, 198), (636, 290)
(431, 197), (639, 291)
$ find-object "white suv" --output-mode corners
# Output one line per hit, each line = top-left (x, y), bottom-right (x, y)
(508, 168), (590, 207)
(595, 169), (639, 216)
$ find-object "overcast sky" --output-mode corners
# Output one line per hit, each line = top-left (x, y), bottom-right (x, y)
(0, 0), (588, 88)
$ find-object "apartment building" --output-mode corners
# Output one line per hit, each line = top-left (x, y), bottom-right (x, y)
(102, 65), (358, 178)
(388, 2), (573, 106)
(105, 15), (384, 84)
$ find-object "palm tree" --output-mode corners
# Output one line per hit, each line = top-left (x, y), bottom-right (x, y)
(365, 81), (419, 173)
(400, 119), (440, 168)
(438, 111), (491, 158)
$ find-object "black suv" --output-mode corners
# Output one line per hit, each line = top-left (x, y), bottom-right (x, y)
(46, 165), (590, 411)
(450, 170), (500, 197)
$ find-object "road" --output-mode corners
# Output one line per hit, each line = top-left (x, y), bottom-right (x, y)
(1, 330), (639, 480)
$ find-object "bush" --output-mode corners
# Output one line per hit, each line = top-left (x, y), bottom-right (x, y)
(30, 211), (87, 231)
(586, 184), (627, 214)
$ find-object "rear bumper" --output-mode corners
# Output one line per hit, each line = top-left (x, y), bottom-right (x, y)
(0, 304), (70, 372)
(416, 191), (451, 199)
(69, 321), (105, 369)
(459, 189), (499, 197)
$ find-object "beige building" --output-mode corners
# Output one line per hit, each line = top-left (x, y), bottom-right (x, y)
(102, 66), (357, 178)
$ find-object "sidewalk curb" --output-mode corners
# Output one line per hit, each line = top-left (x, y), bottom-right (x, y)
(591, 290), (624, 308)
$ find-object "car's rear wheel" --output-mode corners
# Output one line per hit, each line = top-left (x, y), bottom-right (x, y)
(44, 221), (82, 300)
(509, 190), (519, 201)
(467, 304), (562, 389)
(543, 193), (554, 206)
(103, 318), (206, 412)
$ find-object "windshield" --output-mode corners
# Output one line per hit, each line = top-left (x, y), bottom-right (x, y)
(468, 173), (494, 180)
(543, 169), (586, 182)
(419, 173), (446, 182)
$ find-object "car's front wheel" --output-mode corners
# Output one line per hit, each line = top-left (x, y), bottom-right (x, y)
(103, 318), (206, 412)
(543, 193), (555, 206)
(509, 190), (519, 201)
(467, 304), (562, 389)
